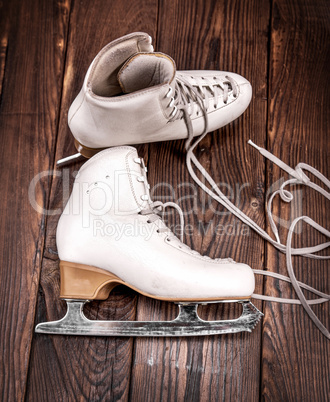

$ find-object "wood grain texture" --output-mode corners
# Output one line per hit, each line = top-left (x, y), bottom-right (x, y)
(0, 0), (70, 400)
(26, 0), (158, 401)
(0, 0), (328, 400)
(262, 0), (329, 400)
(0, 1), (9, 100)
(129, 0), (270, 400)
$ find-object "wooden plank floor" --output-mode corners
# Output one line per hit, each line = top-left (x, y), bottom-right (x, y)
(0, 0), (328, 400)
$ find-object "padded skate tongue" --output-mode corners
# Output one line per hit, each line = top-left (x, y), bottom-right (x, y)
(118, 53), (176, 93)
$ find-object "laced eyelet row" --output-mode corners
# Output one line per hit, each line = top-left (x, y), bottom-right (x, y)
(134, 157), (150, 200)
(166, 87), (177, 118)
(134, 157), (147, 171)
(171, 74), (240, 119)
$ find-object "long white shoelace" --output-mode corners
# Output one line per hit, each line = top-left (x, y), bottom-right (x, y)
(170, 79), (329, 339)
(140, 201), (185, 243)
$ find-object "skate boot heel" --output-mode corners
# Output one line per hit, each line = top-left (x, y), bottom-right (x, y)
(60, 261), (124, 300)
(74, 139), (105, 159)
(56, 140), (104, 167)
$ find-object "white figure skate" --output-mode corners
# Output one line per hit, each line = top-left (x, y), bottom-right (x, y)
(57, 32), (252, 166)
(36, 147), (262, 336)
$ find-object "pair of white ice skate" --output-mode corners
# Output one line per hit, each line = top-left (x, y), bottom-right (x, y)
(36, 32), (329, 339)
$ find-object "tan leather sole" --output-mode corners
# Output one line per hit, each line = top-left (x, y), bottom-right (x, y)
(74, 139), (106, 159)
(60, 261), (251, 302)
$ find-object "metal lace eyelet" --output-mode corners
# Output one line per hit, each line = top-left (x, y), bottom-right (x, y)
(166, 87), (173, 98)
(170, 105), (177, 118)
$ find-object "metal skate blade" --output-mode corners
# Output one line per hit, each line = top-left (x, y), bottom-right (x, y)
(35, 300), (263, 337)
(56, 153), (85, 167)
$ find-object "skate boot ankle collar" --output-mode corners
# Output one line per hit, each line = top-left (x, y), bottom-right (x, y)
(118, 53), (176, 94)
(75, 146), (185, 238)
(75, 146), (152, 214)
(89, 32), (154, 97)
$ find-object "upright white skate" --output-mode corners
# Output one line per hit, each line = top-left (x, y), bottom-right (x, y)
(57, 32), (252, 166)
(36, 147), (262, 336)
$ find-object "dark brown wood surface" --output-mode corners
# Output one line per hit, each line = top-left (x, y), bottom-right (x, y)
(0, 0), (70, 400)
(0, 0), (328, 401)
(262, 0), (330, 400)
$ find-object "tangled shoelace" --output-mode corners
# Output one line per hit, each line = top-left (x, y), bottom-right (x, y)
(167, 78), (330, 339)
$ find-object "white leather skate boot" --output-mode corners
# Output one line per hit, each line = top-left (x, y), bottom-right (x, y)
(58, 32), (252, 165)
(36, 146), (262, 336)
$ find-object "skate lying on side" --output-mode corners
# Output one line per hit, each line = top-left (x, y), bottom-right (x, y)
(57, 32), (251, 166)
(36, 147), (262, 336)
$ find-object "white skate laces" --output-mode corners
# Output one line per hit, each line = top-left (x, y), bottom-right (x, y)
(134, 155), (231, 260)
(168, 75), (236, 121)
(180, 103), (330, 338)
(134, 156), (185, 242)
